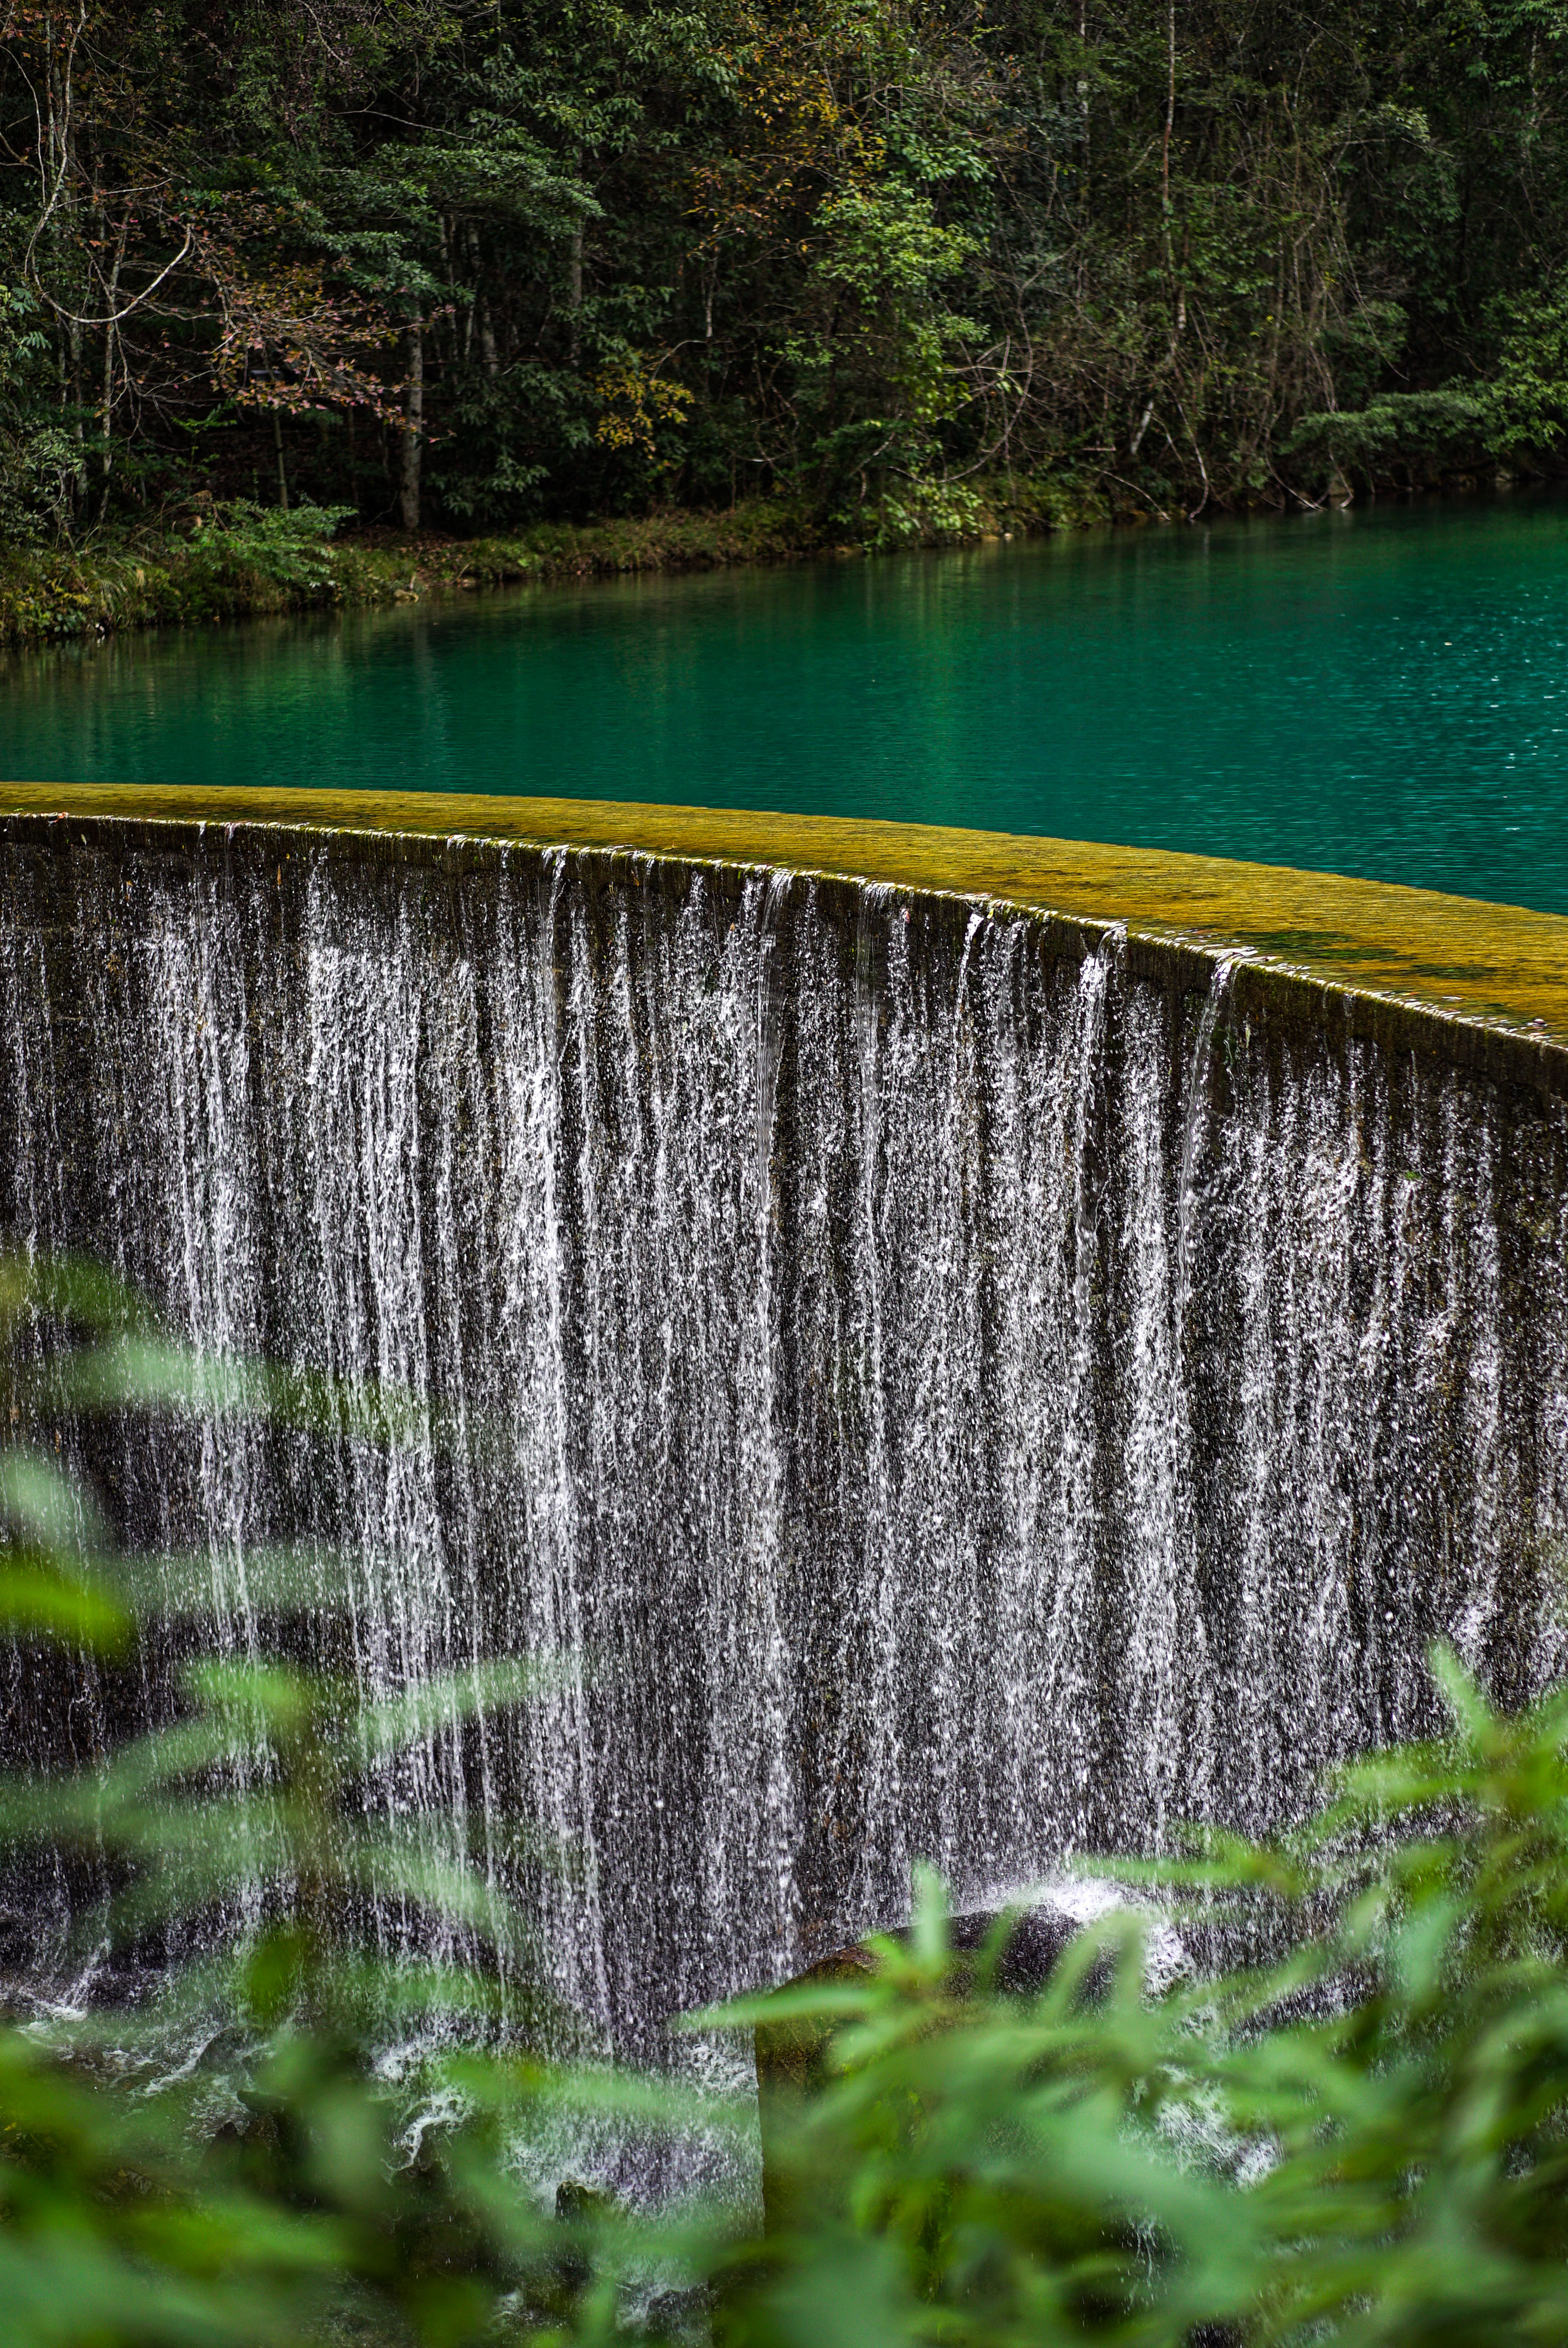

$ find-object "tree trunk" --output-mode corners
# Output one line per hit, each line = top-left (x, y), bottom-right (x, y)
(400, 321), (424, 531)
(567, 222), (584, 367)
(97, 214), (126, 514)
(272, 408), (290, 510)
(1161, 0), (1177, 250)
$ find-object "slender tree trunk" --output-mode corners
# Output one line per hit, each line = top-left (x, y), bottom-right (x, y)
(44, 20), (88, 523)
(1152, 0), (1184, 471)
(566, 147), (587, 367)
(1161, 0), (1177, 257)
(1077, 0), (1089, 169)
(98, 215), (126, 508)
(439, 213), (457, 365)
(567, 222), (584, 367)
(272, 408), (290, 509)
(469, 225), (498, 375)
(400, 321), (424, 531)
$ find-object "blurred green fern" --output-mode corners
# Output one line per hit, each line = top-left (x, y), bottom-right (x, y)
(1, 1249), (1568, 2343)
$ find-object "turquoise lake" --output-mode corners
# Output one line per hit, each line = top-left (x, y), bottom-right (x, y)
(5, 493), (1568, 912)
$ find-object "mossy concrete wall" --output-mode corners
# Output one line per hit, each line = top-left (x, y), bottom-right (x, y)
(1, 790), (1565, 2044)
(7, 780), (1568, 1070)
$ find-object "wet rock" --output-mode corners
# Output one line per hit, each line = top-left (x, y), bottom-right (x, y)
(644, 2283), (711, 2341)
(554, 2177), (613, 2223)
(754, 1898), (1079, 2231)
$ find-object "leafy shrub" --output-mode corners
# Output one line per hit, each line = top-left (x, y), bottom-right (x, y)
(725, 1651), (1568, 2344)
(183, 501), (355, 594)
(3, 1252), (1568, 2342)
(0, 284), (83, 541)
(0, 1252), (741, 2344)
(1283, 389), (1493, 490)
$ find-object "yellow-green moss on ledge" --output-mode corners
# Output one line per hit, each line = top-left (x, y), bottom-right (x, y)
(5, 784), (1568, 1073)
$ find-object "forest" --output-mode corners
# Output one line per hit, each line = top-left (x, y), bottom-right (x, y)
(4, 0), (1568, 550)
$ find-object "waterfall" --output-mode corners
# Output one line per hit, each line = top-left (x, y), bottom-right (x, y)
(1, 815), (1565, 2056)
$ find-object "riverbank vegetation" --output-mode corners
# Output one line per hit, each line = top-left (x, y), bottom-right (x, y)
(0, 496), (840, 641)
(6, 1252), (1568, 2344)
(0, 478), (1086, 643)
(3, 0), (1568, 625)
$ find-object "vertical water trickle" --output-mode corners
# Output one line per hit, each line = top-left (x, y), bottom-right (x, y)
(1142, 948), (1244, 1841)
(733, 868), (796, 1970)
(0, 823), (1565, 2056)
(1042, 934), (1116, 1853)
(1174, 952), (1243, 1318)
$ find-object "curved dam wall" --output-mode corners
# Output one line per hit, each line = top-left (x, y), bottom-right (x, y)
(2, 796), (1567, 2049)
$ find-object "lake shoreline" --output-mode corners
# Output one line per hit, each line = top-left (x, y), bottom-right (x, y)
(0, 472), (1258, 648)
(1, 471), (1539, 651)
(0, 480), (1118, 648)
(23, 464), (1405, 646)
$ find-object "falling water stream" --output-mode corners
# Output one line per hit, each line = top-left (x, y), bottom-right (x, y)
(1174, 951), (1244, 1311)
(1, 817), (1565, 2158)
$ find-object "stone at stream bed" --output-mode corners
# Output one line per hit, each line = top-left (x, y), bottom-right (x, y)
(754, 1902), (1080, 2233)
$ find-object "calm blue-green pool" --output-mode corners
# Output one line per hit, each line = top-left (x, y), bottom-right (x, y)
(6, 493), (1568, 912)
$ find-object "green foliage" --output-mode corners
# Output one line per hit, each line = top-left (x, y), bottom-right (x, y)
(0, 498), (835, 646)
(1485, 271), (1568, 457)
(0, 284), (82, 540)
(183, 502), (357, 593)
(0, 1250), (742, 2344)
(0, 1934), (732, 2348)
(1285, 389), (1494, 488)
(788, 183), (979, 513)
(7, 1250), (1568, 2343)
(870, 475), (987, 546)
(723, 1652), (1568, 2344)
(10, 0), (1568, 539)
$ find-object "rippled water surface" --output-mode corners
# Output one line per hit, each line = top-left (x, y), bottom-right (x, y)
(5, 493), (1568, 909)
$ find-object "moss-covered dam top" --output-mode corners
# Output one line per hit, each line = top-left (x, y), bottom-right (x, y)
(6, 782), (1568, 1087)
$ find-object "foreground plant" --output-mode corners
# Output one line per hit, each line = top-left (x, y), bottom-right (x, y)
(3, 1251), (1568, 2342)
(0, 1252), (735, 2345)
(717, 1651), (1568, 2346)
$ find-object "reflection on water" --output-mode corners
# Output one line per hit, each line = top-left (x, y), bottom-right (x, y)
(4, 493), (1568, 910)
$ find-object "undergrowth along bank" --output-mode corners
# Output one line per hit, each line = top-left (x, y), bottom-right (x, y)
(1, 467), (1539, 650)
(0, 476), (1109, 646)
